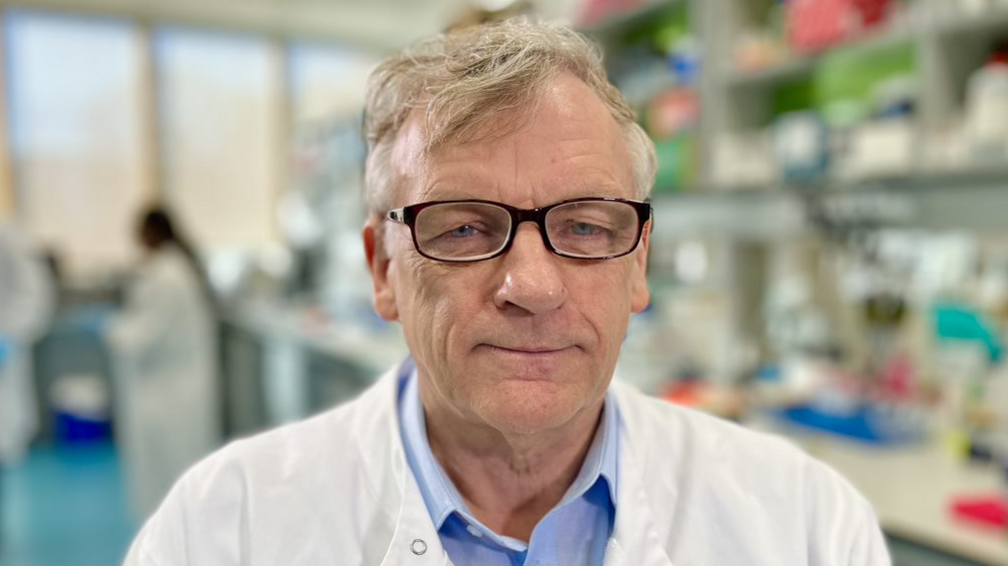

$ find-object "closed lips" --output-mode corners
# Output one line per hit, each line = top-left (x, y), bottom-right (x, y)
(484, 344), (578, 353)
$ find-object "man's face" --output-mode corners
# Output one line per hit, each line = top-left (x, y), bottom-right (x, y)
(365, 72), (650, 436)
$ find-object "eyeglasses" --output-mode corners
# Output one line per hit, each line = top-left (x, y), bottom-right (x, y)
(385, 197), (652, 263)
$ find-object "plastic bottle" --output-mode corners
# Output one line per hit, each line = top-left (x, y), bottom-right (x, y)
(964, 43), (1008, 164)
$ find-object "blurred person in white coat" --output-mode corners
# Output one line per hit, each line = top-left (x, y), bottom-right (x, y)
(0, 220), (53, 465)
(106, 207), (220, 520)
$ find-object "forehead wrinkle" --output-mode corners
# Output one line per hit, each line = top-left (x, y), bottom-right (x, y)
(419, 148), (629, 206)
(417, 165), (506, 203)
(417, 184), (493, 203)
(419, 140), (519, 204)
(546, 131), (634, 191)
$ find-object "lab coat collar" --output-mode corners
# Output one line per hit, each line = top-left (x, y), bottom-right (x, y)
(359, 363), (674, 566)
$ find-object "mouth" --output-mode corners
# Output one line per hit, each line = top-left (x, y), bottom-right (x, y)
(474, 343), (583, 382)
(481, 344), (579, 355)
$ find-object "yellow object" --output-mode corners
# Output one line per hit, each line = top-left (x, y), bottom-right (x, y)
(941, 429), (971, 460)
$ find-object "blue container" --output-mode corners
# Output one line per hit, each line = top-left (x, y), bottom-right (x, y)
(49, 375), (113, 444)
(776, 403), (923, 445)
(55, 410), (112, 443)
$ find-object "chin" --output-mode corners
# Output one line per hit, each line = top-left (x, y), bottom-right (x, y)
(473, 382), (592, 436)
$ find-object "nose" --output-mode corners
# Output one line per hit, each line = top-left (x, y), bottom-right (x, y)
(493, 223), (568, 314)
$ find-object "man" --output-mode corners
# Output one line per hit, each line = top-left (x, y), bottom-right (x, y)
(125, 18), (890, 565)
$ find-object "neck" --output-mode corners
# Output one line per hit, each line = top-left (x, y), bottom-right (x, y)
(422, 390), (604, 542)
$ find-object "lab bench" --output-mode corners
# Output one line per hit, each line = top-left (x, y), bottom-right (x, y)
(753, 418), (1008, 566)
(218, 299), (406, 436)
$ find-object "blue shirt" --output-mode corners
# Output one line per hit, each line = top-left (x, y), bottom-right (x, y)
(398, 368), (619, 566)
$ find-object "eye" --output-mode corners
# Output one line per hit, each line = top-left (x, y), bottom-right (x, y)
(570, 222), (602, 237)
(441, 223), (483, 239)
(562, 219), (612, 239)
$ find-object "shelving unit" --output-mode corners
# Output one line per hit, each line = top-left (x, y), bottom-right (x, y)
(723, 19), (918, 90)
(588, 1), (1008, 416)
(586, 0), (703, 194)
(585, 0), (1008, 237)
(587, 15), (1008, 565)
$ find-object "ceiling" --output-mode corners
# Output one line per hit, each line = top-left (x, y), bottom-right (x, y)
(0, 0), (583, 51)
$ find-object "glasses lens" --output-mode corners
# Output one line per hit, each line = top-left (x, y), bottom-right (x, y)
(545, 200), (641, 259)
(414, 202), (511, 261)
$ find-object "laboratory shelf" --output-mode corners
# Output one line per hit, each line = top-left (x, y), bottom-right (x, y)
(723, 56), (817, 91)
(580, 0), (687, 39)
(723, 20), (920, 91)
(933, 4), (1008, 37)
(649, 167), (1008, 238)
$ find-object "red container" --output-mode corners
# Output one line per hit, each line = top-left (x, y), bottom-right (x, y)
(787, 0), (895, 54)
(578, 0), (645, 28)
(950, 494), (1007, 529)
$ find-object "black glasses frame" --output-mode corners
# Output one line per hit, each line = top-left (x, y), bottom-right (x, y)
(386, 197), (652, 263)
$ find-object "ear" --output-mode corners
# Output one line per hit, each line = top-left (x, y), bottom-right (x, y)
(630, 219), (651, 314)
(363, 216), (399, 321)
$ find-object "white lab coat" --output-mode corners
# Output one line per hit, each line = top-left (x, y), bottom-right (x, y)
(0, 223), (53, 464)
(107, 243), (220, 520)
(124, 363), (890, 565)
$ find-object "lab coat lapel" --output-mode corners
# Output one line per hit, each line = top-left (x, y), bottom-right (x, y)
(605, 397), (675, 566)
(380, 466), (452, 566)
(360, 365), (450, 566)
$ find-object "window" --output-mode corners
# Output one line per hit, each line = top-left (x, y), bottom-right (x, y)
(289, 42), (378, 125)
(6, 12), (149, 273)
(157, 29), (281, 252)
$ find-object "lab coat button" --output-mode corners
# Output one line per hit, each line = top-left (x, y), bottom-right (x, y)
(410, 538), (427, 555)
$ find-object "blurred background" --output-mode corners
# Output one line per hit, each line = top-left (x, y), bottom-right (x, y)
(0, 0), (1007, 564)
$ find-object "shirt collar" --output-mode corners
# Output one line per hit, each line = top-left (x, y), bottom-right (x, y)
(398, 366), (620, 533)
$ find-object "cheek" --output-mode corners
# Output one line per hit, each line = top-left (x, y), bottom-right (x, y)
(565, 262), (639, 370)
(566, 261), (637, 324)
(400, 259), (487, 362)
(399, 260), (448, 333)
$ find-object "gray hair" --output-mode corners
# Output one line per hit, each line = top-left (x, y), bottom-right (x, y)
(362, 16), (657, 216)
